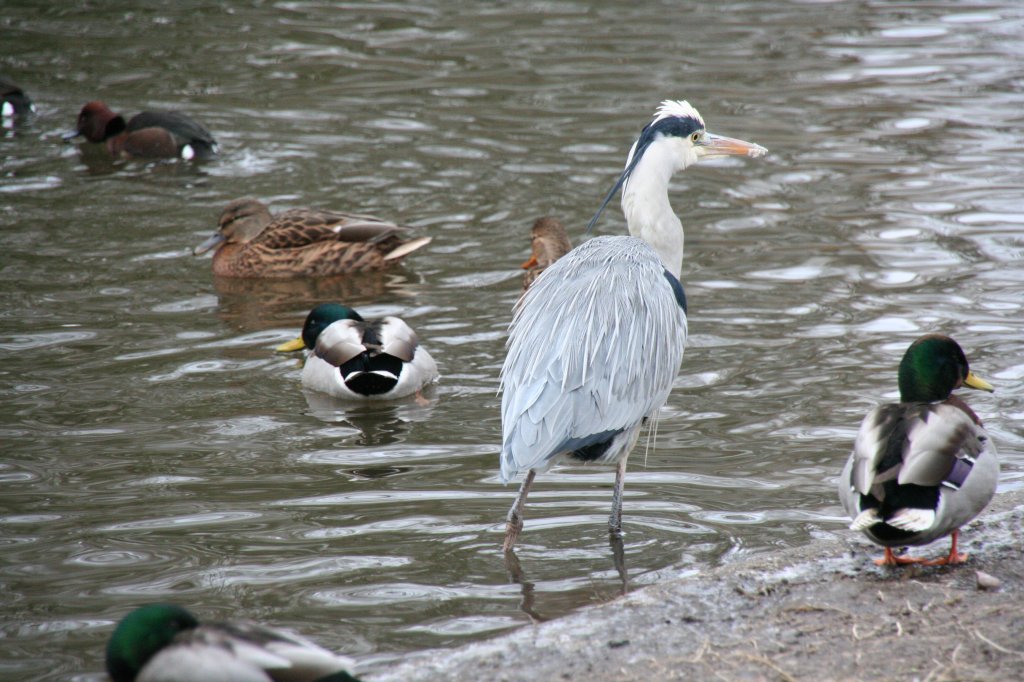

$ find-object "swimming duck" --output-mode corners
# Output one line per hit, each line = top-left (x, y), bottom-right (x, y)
(1, 76), (35, 119)
(838, 334), (998, 566)
(521, 217), (572, 290)
(194, 198), (432, 279)
(276, 303), (438, 401)
(105, 603), (360, 682)
(64, 101), (218, 160)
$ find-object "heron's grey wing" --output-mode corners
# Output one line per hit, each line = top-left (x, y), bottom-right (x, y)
(499, 236), (688, 482)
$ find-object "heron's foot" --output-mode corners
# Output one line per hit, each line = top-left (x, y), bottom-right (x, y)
(503, 511), (524, 553)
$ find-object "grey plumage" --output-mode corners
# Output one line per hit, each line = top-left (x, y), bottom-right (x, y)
(500, 236), (688, 482)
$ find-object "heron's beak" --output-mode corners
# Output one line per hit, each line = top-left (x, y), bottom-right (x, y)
(964, 371), (995, 392)
(700, 132), (767, 160)
(275, 337), (306, 353)
(62, 129), (83, 142)
(193, 232), (225, 256)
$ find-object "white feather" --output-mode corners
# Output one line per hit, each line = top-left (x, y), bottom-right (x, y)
(887, 507), (936, 533)
(849, 508), (880, 531)
(653, 100), (705, 128)
(139, 644), (274, 682)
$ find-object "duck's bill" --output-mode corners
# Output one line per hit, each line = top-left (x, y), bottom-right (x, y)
(520, 255), (538, 269)
(701, 132), (768, 159)
(964, 371), (995, 392)
(275, 337), (306, 353)
(192, 232), (225, 256)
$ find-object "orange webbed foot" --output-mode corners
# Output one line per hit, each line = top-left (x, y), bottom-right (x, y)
(922, 552), (969, 566)
(874, 547), (928, 566)
(923, 532), (968, 566)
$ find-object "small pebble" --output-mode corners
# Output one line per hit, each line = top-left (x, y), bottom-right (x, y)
(975, 570), (1001, 591)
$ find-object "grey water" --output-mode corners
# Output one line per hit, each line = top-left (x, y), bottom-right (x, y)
(2, 1), (1023, 679)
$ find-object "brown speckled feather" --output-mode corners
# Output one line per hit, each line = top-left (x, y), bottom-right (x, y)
(198, 198), (431, 279)
(522, 217), (572, 291)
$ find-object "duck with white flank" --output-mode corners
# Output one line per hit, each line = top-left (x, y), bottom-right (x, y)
(839, 334), (998, 566)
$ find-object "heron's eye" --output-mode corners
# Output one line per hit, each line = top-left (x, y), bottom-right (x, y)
(690, 131), (701, 143)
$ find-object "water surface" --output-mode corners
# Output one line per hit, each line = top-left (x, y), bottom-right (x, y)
(2, 2), (1023, 679)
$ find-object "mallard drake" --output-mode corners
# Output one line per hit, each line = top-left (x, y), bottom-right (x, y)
(838, 334), (998, 566)
(194, 198), (432, 279)
(63, 101), (218, 160)
(521, 217), (572, 291)
(105, 604), (360, 682)
(276, 303), (438, 401)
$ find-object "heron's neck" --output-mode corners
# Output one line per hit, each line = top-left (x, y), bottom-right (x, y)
(620, 146), (686, 279)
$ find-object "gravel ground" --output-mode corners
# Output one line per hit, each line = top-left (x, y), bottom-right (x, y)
(369, 488), (1024, 682)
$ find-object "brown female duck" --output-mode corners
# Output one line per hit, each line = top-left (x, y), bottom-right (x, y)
(521, 216), (572, 290)
(193, 198), (432, 278)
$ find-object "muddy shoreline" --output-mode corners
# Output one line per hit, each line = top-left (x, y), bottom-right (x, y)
(369, 488), (1024, 681)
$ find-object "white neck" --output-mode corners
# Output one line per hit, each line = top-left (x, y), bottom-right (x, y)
(619, 139), (689, 279)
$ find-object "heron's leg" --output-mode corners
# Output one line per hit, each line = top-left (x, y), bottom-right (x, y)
(608, 531), (628, 595)
(503, 469), (536, 553)
(608, 458), (628, 535)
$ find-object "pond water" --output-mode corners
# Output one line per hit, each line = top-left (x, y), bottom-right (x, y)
(2, 1), (1023, 679)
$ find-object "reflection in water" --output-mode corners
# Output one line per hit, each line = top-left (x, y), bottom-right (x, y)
(301, 388), (438, 447)
(504, 533), (630, 624)
(609, 532), (629, 595)
(502, 550), (547, 625)
(210, 272), (426, 332)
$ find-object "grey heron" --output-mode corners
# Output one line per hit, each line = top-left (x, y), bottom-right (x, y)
(838, 334), (997, 566)
(499, 100), (766, 551)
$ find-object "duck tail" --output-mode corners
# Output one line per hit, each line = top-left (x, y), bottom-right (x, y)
(384, 236), (432, 261)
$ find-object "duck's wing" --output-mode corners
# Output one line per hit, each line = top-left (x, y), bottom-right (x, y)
(900, 402), (988, 486)
(128, 110), (218, 149)
(375, 316), (421, 362)
(170, 621), (354, 681)
(250, 210), (412, 249)
(312, 320), (371, 368)
(850, 402), (986, 496)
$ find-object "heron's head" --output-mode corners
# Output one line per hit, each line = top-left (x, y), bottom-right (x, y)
(587, 100), (766, 233)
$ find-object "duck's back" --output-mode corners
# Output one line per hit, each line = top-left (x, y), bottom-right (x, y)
(841, 398), (998, 545)
(218, 210), (426, 278)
